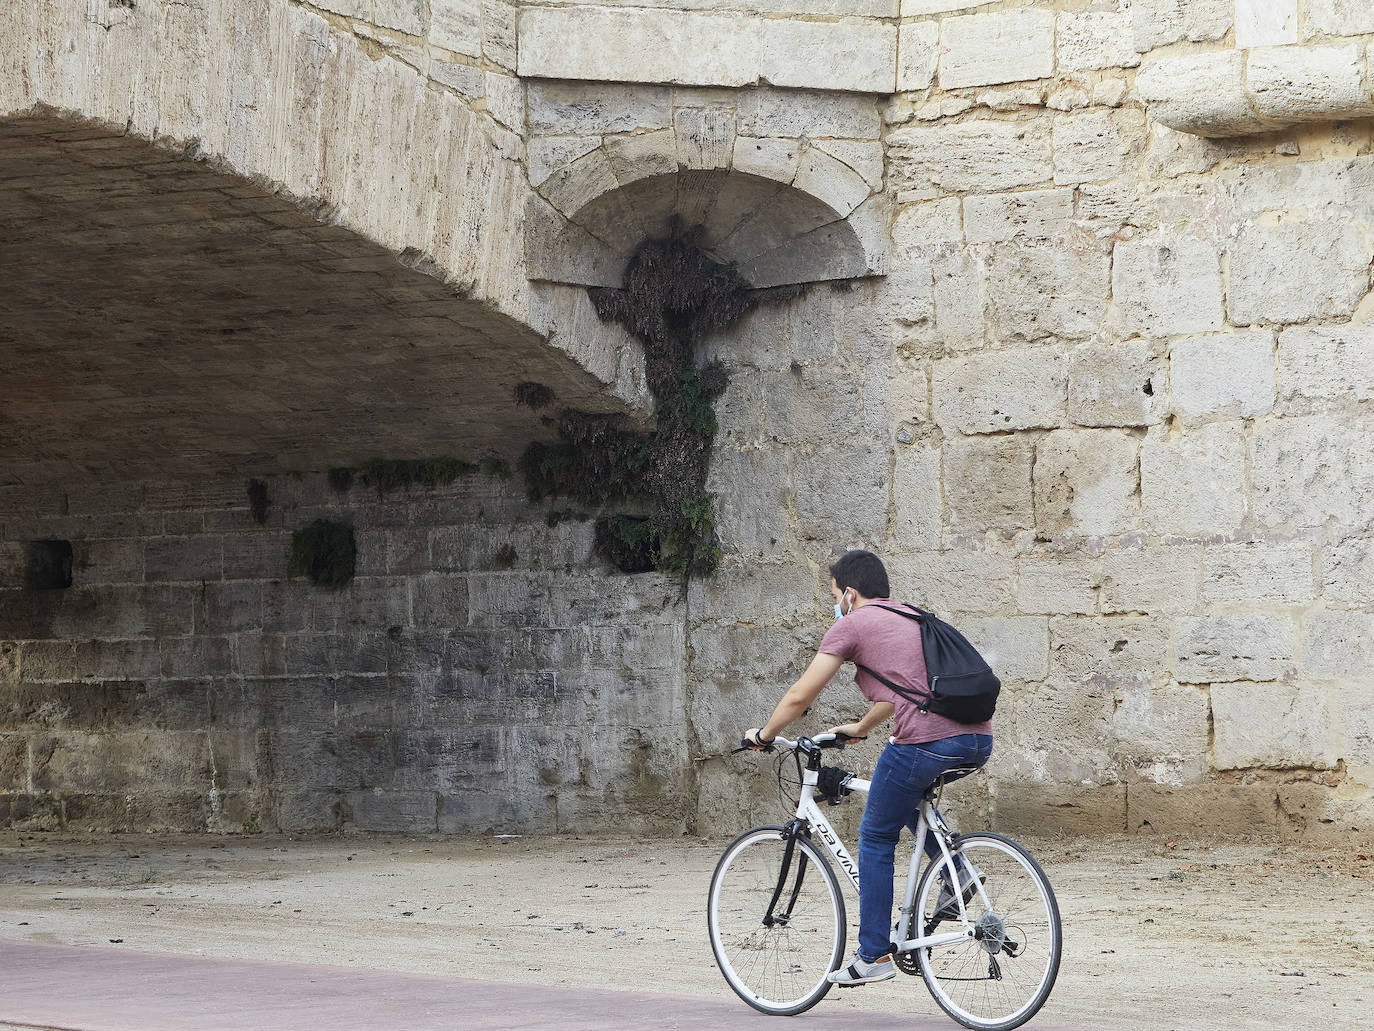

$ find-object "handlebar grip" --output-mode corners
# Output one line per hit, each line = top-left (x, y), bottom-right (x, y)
(736, 737), (775, 753)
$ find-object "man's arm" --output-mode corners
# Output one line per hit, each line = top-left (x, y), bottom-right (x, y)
(829, 701), (894, 743)
(746, 651), (844, 744)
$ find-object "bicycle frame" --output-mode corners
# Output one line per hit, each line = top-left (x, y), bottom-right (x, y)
(790, 759), (982, 954)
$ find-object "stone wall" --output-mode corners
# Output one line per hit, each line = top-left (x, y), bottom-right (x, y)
(0, 475), (688, 834)
(6, 0), (1374, 843)
(680, 0), (1374, 843)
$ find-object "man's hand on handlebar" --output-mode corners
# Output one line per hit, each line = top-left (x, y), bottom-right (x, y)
(741, 727), (775, 751)
(828, 722), (868, 745)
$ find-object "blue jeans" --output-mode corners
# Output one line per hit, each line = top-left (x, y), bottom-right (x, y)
(855, 734), (994, 963)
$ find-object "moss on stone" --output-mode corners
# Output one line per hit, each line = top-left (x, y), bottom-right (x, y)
(356, 457), (478, 495)
(520, 218), (764, 579)
(246, 479), (271, 526)
(288, 519), (357, 589)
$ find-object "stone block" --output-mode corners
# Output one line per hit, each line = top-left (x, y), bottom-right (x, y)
(484, 72), (523, 131)
(527, 136), (602, 188)
(1248, 44), (1372, 124)
(1235, 0), (1298, 47)
(1128, 0), (1231, 52)
(1140, 422), (1247, 536)
(1278, 325), (1374, 404)
(346, 788), (437, 832)
(1228, 215), (1370, 325)
(1134, 51), (1253, 137)
(145, 535), (224, 582)
(1251, 415), (1374, 530)
(760, 18), (896, 94)
(738, 89), (881, 140)
(1126, 782), (1278, 835)
(1017, 556), (1099, 615)
(538, 147), (618, 219)
(932, 349), (1067, 433)
(793, 444), (889, 544)
(482, 0), (518, 71)
(992, 781), (1126, 834)
(930, 251), (987, 350)
(901, 0), (995, 13)
(1052, 110), (1133, 186)
(1032, 429), (1140, 537)
(1301, 610), (1374, 680)
(731, 136), (799, 185)
(812, 140), (884, 191)
(957, 616), (1048, 682)
(1306, 0), (1374, 36)
(527, 82), (672, 135)
(1068, 341), (1167, 428)
(1049, 616), (1170, 687)
(886, 551), (1015, 614)
(375, 0), (426, 36)
(430, 0), (482, 57)
(897, 21), (939, 93)
(517, 8), (761, 87)
(1322, 538), (1374, 603)
(1204, 542), (1314, 605)
(888, 120), (1052, 198)
(938, 9), (1054, 90)
(1114, 680), (1209, 765)
(963, 188), (1071, 245)
(1175, 615), (1294, 684)
(73, 538), (144, 585)
(1169, 331), (1275, 421)
(1056, 11), (1138, 73)
(429, 59), (484, 97)
(1111, 236), (1224, 337)
(942, 435), (1034, 532)
(673, 107), (735, 171)
(891, 442), (941, 550)
(793, 146), (871, 218)
(985, 241), (1111, 342)
(1211, 681), (1335, 769)
(707, 447), (790, 561)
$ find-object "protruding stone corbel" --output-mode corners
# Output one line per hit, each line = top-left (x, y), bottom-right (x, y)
(1136, 42), (1374, 138)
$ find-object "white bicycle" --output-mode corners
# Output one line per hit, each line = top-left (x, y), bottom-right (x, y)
(707, 733), (1061, 1029)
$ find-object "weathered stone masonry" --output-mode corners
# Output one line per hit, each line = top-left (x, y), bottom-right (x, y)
(5, 0), (1374, 842)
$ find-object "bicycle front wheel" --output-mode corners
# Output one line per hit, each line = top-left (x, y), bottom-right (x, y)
(707, 825), (846, 1016)
(914, 832), (1062, 1031)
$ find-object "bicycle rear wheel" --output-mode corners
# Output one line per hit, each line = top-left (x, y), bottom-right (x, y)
(707, 825), (846, 1016)
(914, 833), (1061, 1031)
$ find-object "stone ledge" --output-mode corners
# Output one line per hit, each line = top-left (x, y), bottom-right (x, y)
(517, 6), (896, 93)
(1136, 41), (1374, 137)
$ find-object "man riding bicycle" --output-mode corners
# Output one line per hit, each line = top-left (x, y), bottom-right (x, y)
(743, 549), (994, 987)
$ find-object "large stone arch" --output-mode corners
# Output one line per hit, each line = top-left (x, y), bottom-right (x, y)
(2, 0), (650, 474)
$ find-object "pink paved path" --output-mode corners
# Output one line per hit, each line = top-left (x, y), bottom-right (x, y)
(0, 941), (1086, 1030)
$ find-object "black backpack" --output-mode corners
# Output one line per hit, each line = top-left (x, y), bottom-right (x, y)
(854, 604), (1000, 724)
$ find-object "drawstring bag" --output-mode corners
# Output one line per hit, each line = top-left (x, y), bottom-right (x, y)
(854, 604), (1000, 724)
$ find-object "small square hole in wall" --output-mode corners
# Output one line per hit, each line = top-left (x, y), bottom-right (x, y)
(25, 539), (73, 590)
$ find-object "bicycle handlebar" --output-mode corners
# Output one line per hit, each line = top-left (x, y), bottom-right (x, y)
(732, 732), (849, 755)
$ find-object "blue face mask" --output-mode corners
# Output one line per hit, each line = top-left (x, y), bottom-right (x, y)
(834, 591), (850, 620)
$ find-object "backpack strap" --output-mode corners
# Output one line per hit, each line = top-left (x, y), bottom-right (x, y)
(852, 603), (933, 709)
(854, 660), (933, 710)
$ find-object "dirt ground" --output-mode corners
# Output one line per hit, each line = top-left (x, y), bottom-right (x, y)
(0, 828), (1370, 1031)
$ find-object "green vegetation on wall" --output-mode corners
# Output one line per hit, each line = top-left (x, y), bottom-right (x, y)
(288, 519), (357, 589)
(520, 219), (767, 579)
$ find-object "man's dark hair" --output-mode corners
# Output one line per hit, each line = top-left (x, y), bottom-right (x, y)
(830, 549), (890, 599)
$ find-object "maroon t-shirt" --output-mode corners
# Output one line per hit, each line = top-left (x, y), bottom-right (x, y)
(819, 599), (994, 745)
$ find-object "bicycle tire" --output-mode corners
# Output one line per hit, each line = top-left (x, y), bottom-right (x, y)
(707, 825), (847, 1016)
(914, 832), (1062, 1031)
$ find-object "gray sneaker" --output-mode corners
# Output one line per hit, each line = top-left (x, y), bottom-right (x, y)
(933, 867), (985, 920)
(827, 951), (896, 986)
